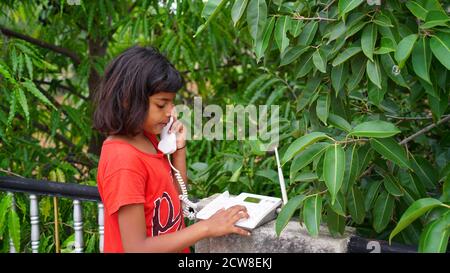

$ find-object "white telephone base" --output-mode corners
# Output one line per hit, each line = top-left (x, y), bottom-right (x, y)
(196, 191), (282, 230)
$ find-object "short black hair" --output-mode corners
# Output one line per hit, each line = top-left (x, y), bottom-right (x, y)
(93, 46), (183, 136)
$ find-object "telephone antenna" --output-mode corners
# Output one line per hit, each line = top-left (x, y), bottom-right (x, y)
(274, 147), (288, 205)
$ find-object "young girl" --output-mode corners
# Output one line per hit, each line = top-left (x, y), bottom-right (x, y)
(93, 46), (250, 253)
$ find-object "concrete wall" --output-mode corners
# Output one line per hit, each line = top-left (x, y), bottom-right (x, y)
(194, 194), (355, 253)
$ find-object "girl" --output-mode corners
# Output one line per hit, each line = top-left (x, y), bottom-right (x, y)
(93, 46), (250, 253)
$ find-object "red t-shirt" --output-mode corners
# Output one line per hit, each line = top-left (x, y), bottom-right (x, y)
(97, 132), (189, 253)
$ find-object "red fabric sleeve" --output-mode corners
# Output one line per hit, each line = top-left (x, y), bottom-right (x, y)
(102, 168), (147, 216)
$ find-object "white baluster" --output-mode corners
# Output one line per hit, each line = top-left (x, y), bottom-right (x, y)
(30, 194), (39, 253)
(9, 192), (16, 253)
(73, 200), (83, 253)
(98, 203), (104, 253)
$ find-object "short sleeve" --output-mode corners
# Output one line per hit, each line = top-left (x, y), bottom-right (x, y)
(102, 169), (146, 216)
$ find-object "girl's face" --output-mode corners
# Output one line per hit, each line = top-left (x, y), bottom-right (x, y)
(143, 92), (176, 135)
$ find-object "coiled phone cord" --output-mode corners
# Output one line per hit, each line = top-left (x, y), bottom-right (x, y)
(167, 155), (198, 220)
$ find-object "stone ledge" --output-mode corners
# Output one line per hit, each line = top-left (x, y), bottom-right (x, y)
(194, 194), (354, 253)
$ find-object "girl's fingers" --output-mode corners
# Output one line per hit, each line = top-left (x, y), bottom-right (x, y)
(169, 121), (182, 134)
(233, 227), (251, 236)
(231, 211), (249, 223)
(227, 205), (247, 216)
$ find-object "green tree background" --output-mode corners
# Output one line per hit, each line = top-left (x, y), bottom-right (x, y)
(0, 0), (449, 253)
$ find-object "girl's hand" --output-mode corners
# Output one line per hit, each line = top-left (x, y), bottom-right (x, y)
(202, 205), (251, 237)
(168, 109), (186, 149)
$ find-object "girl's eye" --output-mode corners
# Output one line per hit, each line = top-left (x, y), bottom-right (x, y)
(157, 104), (165, 109)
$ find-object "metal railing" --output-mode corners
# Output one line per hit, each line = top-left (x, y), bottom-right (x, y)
(0, 175), (103, 253)
(0, 175), (430, 253)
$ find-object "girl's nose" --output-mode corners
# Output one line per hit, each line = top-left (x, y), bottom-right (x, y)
(168, 105), (176, 117)
(166, 104), (175, 117)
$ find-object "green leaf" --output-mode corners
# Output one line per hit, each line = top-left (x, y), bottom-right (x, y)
(442, 175), (450, 203)
(290, 20), (303, 38)
(364, 180), (382, 211)
(0, 63), (15, 84)
(290, 143), (330, 179)
(419, 212), (450, 253)
(246, 0), (267, 41)
(389, 198), (444, 243)
(370, 138), (412, 170)
(395, 34), (418, 68)
(374, 37), (396, 54)
(384, 175), (404, 197)
(312, 49), (327, 73)
(7, 92), (17, 128)
(8, 209), (21, 252)
(331, 63), (348, 95)
(281, 132), (329, 165)
(22, 79), (57, 110)
(373, 13), (393, 27)
(15, 88), (29, 126)
(24, 54), (33, 79)
(323, 144), (346, 205)
(430, 32), (450, 70)
(428, 92), (448, 120)
(231, 0), (248, 26)
(412, 37), (432, 84)
(275, 16), (290, 55)
(338, 0), (364, 19)
(303, 194), (322, 237)
(411, 156), (438, 190)
(361, 24), (377, 62)
(0, 195), (12, 238)
(349, 120), (401, 138)
(405, 1), (428, 20)
(201, 0), (225, 18)
(347, 186), (365, 224)
(329, 191), (346, 217)
(332, 46), (362, 66)
(299, 21), (318, 46)
(255, 16), (275, 62)
(327, 21), (347, 42)
(316, 92), (330, 125)
(280, 45), (309, 66)
(296, 73), (320, 110)
(327, 206), (346, 237)
(276, 195), (306, 236)
(379, 53), (409, 88)
(230, 163), (243, 182)
(368, 81), (386, 106)
(296, 52), (314, 79)
(420, 10), (450, 29)
(399, 171), (426, 200)
(293, 172), (318, 183)
(372, 191), (395, 233)
(342, 144), (359, 194)
(366, 59), (382, 89)
(254, 169), (277, 184)
(347, 57), (366, 90)
(327, 113), (352, 132)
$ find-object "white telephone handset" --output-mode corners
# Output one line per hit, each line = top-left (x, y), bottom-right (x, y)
(158, 117), (198, 220)
(158, 116), (177, 154)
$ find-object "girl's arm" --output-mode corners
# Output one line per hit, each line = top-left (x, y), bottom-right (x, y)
(118, 203), (250, 253)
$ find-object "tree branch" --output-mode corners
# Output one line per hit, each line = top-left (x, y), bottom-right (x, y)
(399, 115), (450, 145)
(34, 80), (88, 101)
(0, 25), (81, 65)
